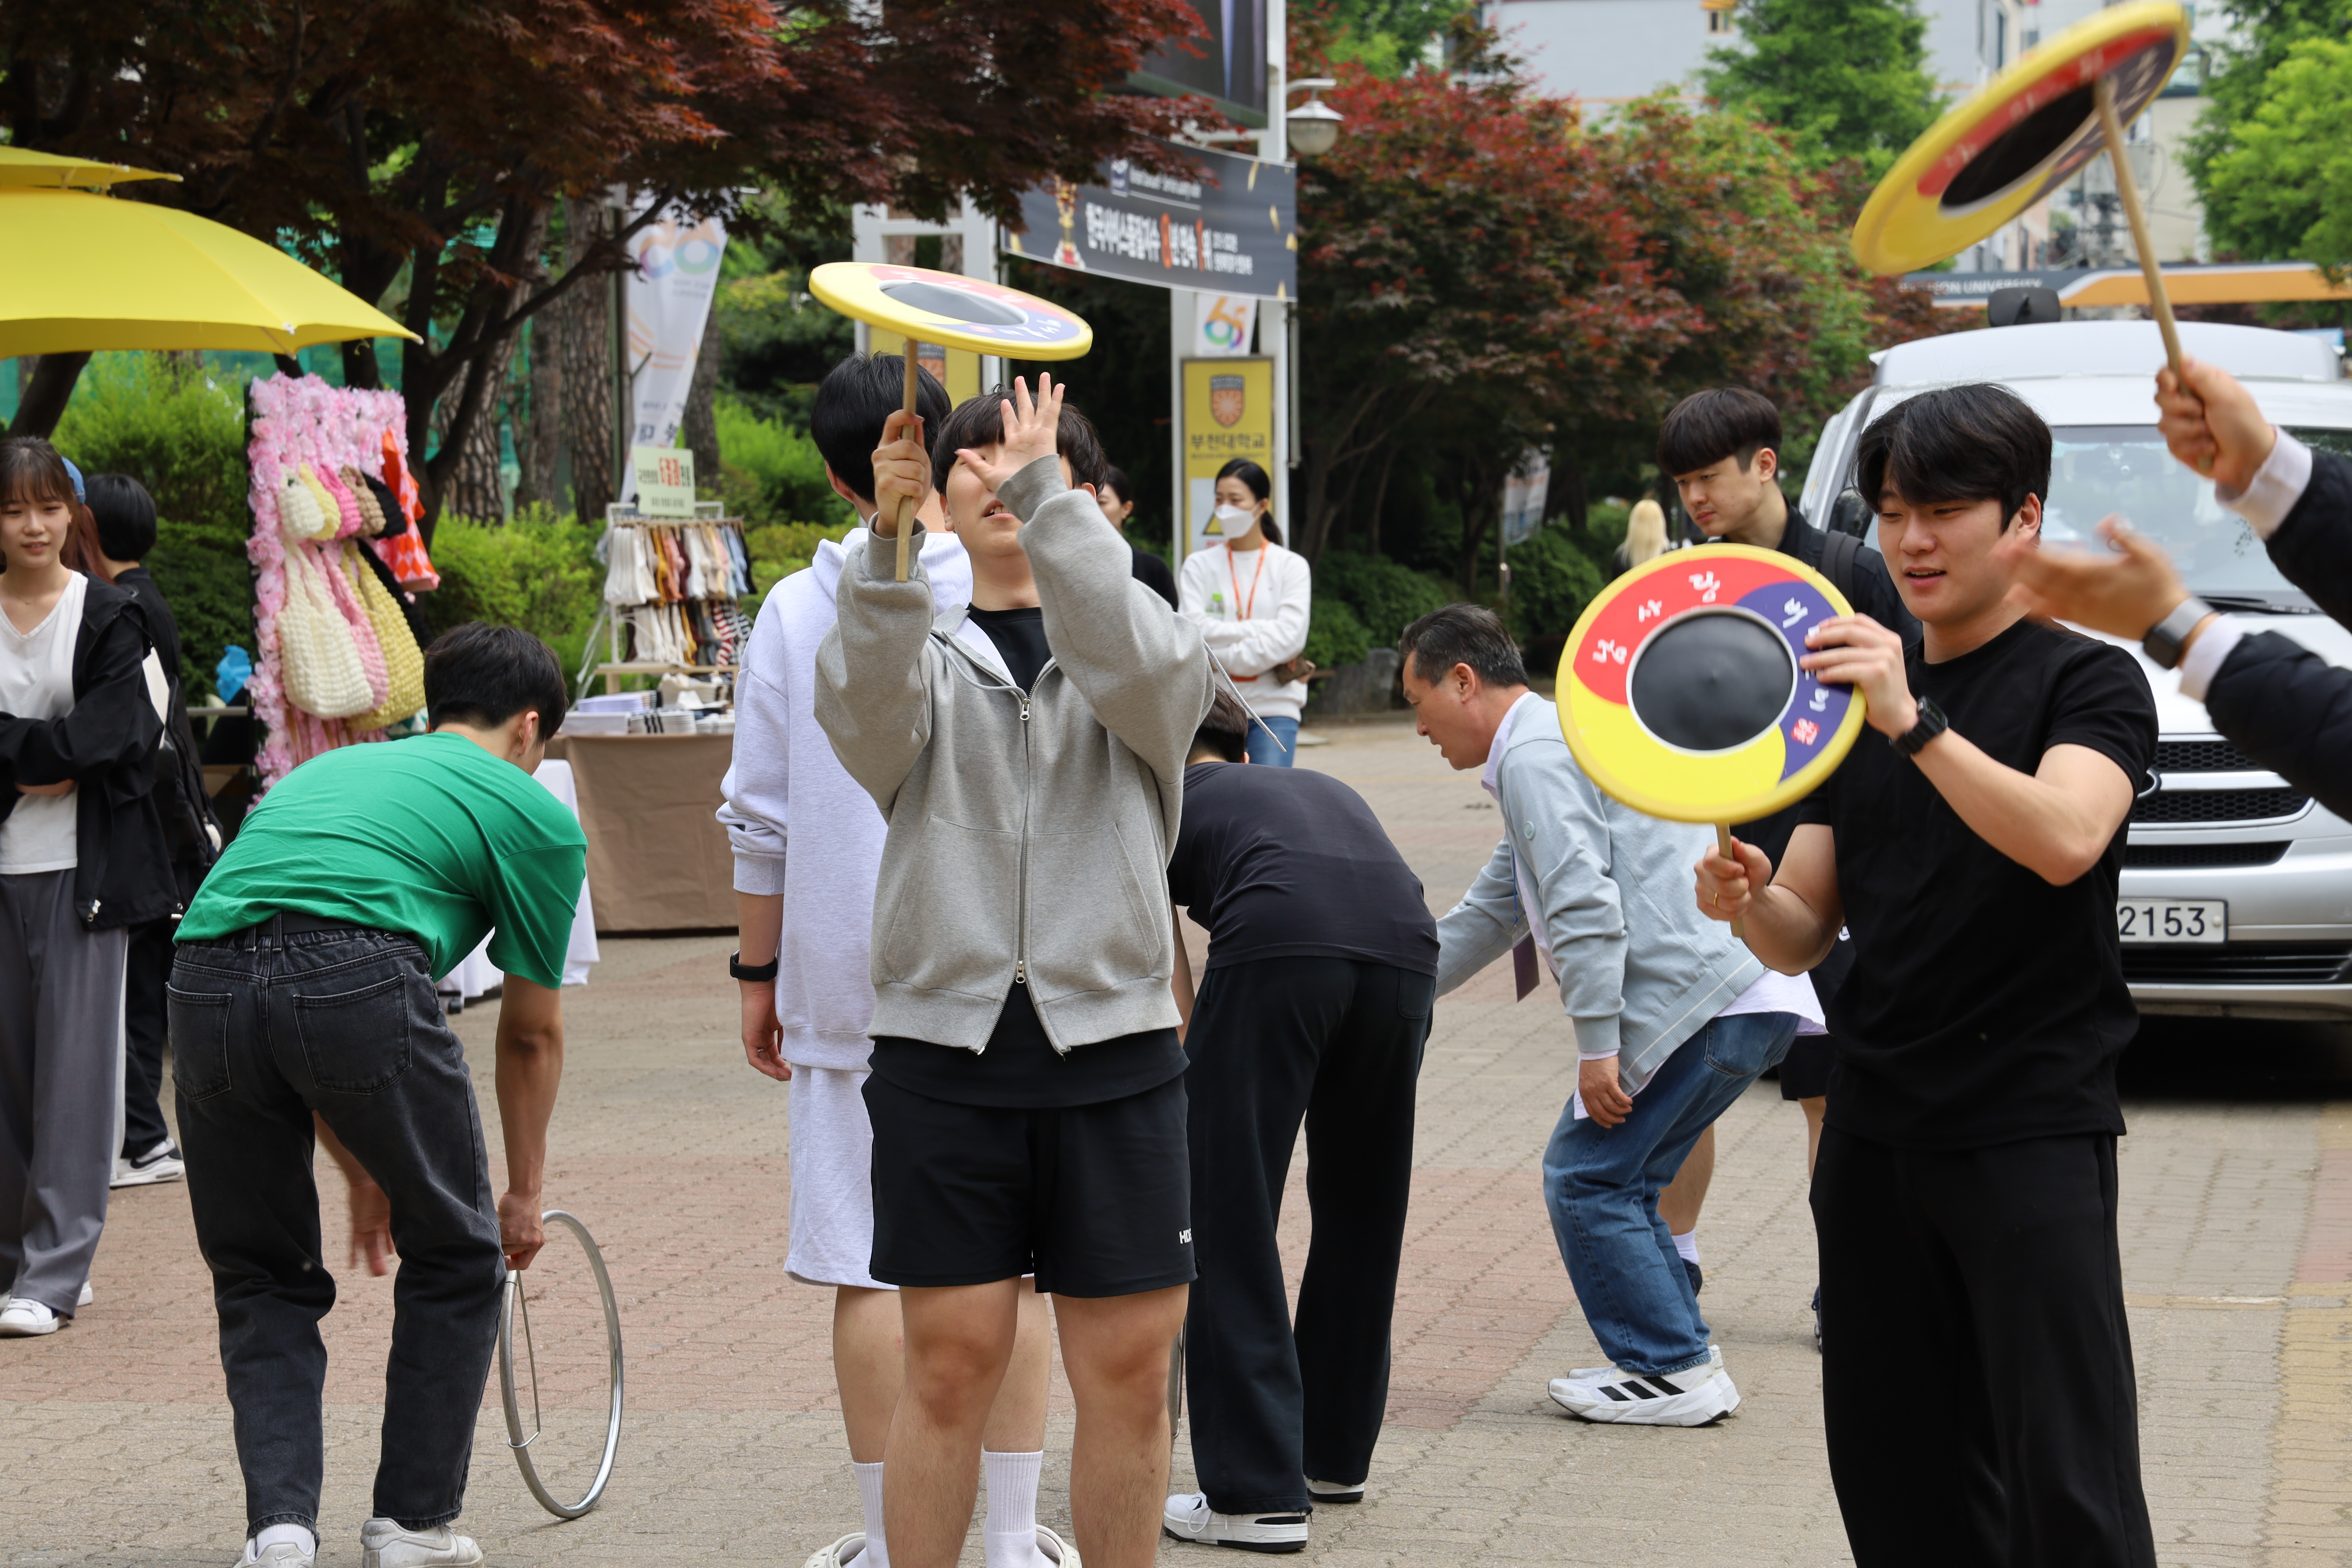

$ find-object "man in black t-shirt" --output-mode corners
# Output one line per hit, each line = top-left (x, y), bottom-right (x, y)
(1696, 384), (2158, 1568)
(1160, 691), (1437, 1553)
(1657, 389), (1922, 1331)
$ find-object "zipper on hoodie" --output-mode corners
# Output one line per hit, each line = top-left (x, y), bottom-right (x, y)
(1015, 685), (1032, 989)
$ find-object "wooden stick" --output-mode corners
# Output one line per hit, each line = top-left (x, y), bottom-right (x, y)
(1715, 822), (1747, 941)
(2095, 75), (2184, 377)
(894, 341), (922, 582)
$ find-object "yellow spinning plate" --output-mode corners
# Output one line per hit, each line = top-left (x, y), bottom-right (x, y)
(807, 262), (1092, 577)
(1851, 2), (2190, 277)
(808, 262), (1092, 358)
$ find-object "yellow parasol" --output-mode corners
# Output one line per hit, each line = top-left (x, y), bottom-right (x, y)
(0, 186), (418, 360)
(1852, 2), (2193, 371)
(808, 261), (1091, 580)
(0, 146), (181, 189)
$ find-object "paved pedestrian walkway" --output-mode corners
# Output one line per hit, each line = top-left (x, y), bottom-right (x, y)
(3, 720), (2348, 1566)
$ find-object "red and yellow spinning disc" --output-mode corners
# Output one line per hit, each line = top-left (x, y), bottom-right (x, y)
(1557, 545), (1868, 825)
(1851, 1), (2190, 276)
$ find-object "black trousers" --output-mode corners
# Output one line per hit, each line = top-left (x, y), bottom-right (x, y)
(1813, 1125), (2156, 1568)
(172, 923), (506, 1536)
(121, 915), (176, 1157)
(1183, 956), (1433, 1516)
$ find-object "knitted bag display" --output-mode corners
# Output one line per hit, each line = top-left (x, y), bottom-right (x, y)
(315, 539), (390, 710)
(343, 548), (427, 732)
(278, 475), (331, 542)
(341, 467), (389, 536)
(278, 544), (375, 719)
(298, 465), (344, 539)
(316, 465), (368, 539)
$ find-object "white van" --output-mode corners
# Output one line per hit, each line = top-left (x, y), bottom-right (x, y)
(1799, 320), (2352, 1021)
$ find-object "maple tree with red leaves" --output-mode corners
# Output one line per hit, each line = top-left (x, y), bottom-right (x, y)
(3, 0), (1214, 525)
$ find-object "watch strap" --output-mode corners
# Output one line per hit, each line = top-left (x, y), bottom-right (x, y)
(2142, 596), (2214, 671)
(730, 950), (779, 983)
(1891, 696), (1949, 758)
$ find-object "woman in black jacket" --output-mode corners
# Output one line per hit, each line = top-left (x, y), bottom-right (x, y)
(0, 437), (170, 1339)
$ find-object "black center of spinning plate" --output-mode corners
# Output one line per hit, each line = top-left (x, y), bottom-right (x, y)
(1628, 611), (1796, 753)
(878, 280), (1028, 326)
(1941, 83), (2098, 210)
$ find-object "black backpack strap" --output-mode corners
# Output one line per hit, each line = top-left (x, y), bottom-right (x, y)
(1820, 528), (1860, 605)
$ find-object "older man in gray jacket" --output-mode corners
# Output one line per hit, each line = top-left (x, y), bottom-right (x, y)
(818, 376), (1213, 1568)
(1401, 605), (1816, 1428)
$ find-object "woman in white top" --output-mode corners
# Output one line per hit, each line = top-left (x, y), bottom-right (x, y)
(0, 441), (172, 1338)
(1178, 459), (1311, 766)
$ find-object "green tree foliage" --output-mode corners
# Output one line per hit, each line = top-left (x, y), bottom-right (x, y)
(50, 355), (256, 697)
(1308, 0), (1464, 77)
(420, 505), (605, 679)
(1313, 552), (1458, 647)
(2192, 4), (2352, 271)
(1698, 0), (1942, 178)
(715, 395), (857, 532)
(2186, 0), (2351, 261)
(1302, 597), (1373, 669)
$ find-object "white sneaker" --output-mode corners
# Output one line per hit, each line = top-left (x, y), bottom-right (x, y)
(805, 1533), (865, 1568)
(1036, 1525), (1081, 1568)
(359, 1519), (482, 1568)
(1163, 1493), (1308, 1553)
(240, 1539), (315, 1568)
(1567, 1343), (1721, 1381)
(0, 1297), (62, 1336)
(112, 1140), (185, 1188)
(78, 1280), (93, 1308)
(1305, 1478), (1364, 1505)
(1547, 1359), (1740, 1426)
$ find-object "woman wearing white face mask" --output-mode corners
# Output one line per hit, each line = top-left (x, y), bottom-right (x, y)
(1178, 460), (1312, 766)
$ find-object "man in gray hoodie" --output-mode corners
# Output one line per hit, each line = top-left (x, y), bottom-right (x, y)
(1404, 605), (1814, 1428)
(817, 376), (1213, 1568)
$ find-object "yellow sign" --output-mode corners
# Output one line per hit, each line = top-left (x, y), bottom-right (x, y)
(1181, 357), (1274, 560)
(874, 330), (983, 406)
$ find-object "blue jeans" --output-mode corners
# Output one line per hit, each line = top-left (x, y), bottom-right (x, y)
(1542, 1011), (1799, 1376)
(172, 922), (506, 1537)
(1245, 714), (1299, 767)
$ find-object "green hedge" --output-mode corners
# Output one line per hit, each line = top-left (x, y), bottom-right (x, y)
(1313, 551), (1456, 652)
(715, 394), (856, 532)
(420, 505), (606, 679)
(1302, 596), (1371, 670)
(51, 354), (256, 698)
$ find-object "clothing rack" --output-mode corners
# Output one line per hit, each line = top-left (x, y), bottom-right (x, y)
(596, 502), (755, 688)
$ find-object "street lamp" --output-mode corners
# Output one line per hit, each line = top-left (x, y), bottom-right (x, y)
(1286, 78), (1344, 159)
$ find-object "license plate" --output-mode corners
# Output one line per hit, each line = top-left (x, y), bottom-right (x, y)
(2116, 899), (2226, 944)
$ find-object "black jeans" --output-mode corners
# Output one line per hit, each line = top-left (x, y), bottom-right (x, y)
(171, 922), (505, 1537)
(121, 914), (176, 1158)
(1183, 957), (1433, 1516)
(1813, 1125), (2156, 1568)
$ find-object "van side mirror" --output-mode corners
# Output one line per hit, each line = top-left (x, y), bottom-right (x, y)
(1987, 286), (2063, 328)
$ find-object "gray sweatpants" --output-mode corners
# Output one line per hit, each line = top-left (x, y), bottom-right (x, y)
(0, 869), (128, 1315)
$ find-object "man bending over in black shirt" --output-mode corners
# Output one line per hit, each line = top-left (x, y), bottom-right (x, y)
(1695, 384), (2158, 1568)
(1160, 692), (1437, 1555)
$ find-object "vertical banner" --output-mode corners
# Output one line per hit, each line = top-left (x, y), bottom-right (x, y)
(1500, 451), (1551, 546)
(620, 198), (727, 503)
(1193, 294), (1259, 357)
(1181, 357), (1275, 560)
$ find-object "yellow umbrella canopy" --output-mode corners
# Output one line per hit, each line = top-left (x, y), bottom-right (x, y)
(0, 187), (418, 358)
(0, 146), (181, 189)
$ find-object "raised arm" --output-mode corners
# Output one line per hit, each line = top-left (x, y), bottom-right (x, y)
(814, 532), (936, 815)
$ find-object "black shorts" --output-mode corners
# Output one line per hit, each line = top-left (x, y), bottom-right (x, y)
(864, 1072), (1195, 1297)
(1779, 1033), (1836, 1099)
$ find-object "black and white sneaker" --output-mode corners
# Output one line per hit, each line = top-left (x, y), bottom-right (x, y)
(112, 1140), (185, 1188)
(1547, 1358), (1740, 1426)
(1164, 1493), (1308, 1552)
(1305, 1478), (1364, 1505)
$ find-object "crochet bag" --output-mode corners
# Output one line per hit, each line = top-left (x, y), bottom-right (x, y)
(279, 474), (331, 542)
(343, 548), (427, 731)
(278, 545), (375, 719)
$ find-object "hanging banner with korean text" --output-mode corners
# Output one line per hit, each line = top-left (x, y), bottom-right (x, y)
(1181, 357), (1275, 559)
(1005, 143), (1297, 302)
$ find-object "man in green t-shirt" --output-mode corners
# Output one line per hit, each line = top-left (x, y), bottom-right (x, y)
(173, 624), (586, 1568)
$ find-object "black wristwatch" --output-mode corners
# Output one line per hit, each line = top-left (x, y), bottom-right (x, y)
(2142, 596), (2214, 671)
(1890, 696), (1949, 759)
(729, 950), (779, 983)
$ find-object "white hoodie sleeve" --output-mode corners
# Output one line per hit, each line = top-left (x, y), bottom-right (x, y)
(717, 590), (795, 896)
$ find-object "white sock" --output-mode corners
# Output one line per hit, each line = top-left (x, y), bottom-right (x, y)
(250, 1524), (315, 1560)
(853, 1461), (890, 1568)
(983, 1450), (1045, 1568)
(1672, 1229), (1701, 1266)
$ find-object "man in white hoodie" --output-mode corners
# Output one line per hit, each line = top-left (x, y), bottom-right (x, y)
(719, 354), (1069, 1568)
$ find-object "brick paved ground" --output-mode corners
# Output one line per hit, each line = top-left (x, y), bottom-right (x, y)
(4, 720), (2349, 1566)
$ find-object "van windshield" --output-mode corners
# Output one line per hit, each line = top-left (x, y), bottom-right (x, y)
(2040, 425), (2346, 611)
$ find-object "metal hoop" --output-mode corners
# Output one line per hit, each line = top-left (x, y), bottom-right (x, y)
(498, 1209), (624, 1519)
